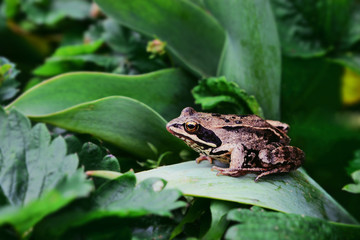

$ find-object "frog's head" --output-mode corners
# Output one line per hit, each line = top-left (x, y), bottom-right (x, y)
(166, 107), (222, 151)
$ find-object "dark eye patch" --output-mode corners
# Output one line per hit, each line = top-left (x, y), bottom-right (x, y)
(194, 125), (222, 147)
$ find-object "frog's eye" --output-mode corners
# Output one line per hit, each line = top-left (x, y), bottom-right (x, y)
(185, 121), (199, 133)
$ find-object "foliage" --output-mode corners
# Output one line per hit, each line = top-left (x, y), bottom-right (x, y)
(226, 207), (360, 240)
(346, 150), (360, 175)
(1, 0), (360, 239)
(0, 57), (19, 103)
(0, 107), (93, 237)
(32, 172), (185, 239)
(192, 76), (263, 116)
(343, 170), (360, 194)
(89, 161), (357, 223)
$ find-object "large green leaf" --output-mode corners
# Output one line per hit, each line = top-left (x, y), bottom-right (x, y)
(0, 108), (93, 235)
(6, 69), (195, 121)
(280, 56), (360, 220)
(225, 207), (360, 240)
(204, 0), (281, 119)
(27, 96), (188, 159)
(94, 0), (225, 76)
(90, 161), (357, 224)
(32, 171), (185, 239)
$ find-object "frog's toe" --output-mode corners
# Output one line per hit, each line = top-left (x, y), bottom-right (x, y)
(196, 155), (213, 164)
(212, 166), (244, 176)
(211, 166), (226, 171)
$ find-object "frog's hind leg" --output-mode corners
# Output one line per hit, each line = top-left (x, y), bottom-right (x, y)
(266, 120), (289, 134)
(254, 165), (293, 182)
(255, 146), (305, 182)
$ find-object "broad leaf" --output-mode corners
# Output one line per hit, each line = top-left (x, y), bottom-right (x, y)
(204, 0), (281, 119)
(32, 172), (185, 238)
(192, 76), (263, 116)
(89, 161), (358, 224)
(0, 108), (93, 235)
(6, 69), (195, 120)
(94, 0), (225, 76)
(343, 170), (360, 194)
(27, 96), (189, 159)
(225, 207), (360, 240)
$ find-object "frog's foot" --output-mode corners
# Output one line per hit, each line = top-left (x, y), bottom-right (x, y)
(212, 166), (249, 177)
(254, 165), (293, 182)
(212, 166), (272, 180)
(196, 155), (213, 164)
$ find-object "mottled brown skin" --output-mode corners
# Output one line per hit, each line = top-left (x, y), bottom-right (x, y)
(166, 107), (304, 182)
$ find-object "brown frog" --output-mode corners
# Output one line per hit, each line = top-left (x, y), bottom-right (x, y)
(166, 107), (304, 182)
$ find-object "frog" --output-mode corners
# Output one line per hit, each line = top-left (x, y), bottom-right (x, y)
(166, 107), (304, 182)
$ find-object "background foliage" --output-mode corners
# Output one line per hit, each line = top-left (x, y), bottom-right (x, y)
(1, 0), (360, 239)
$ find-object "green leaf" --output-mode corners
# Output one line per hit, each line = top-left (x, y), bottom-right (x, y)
(0, 57), (20, 102)
(343, 170), (360, 194)
(54, 40), (104, 57)
(90, 161), (358, 224)
(280, 56), (360, 218)
(27, 96), (189, 159)
(204, 0), (281, 119)
(270, 0), (329, 57)
(331, 52), (360, 75)
(32, 171), (185, 238)
(346, 1), (360, 47)
(170, 198), (210, 239)
(79, 142), (120, 173)
(1, 0), (20, 18)
(94, 0), (225, 76)
(271, 0), (356, 55)
(79, 142), (120, 187)
(192, 76), (263, 116)
(202, 200), (238, 240)
(346, 150), (360, 175)
(22, 0), (91, 26)
(32, 40), (124, 77)
(7, 69), (195, 121)
(0, 107), (93, 235)
(225, 207), (360, 240)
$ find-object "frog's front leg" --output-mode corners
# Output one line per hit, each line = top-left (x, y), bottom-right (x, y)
(196, 154), (213, 164)
(212, 144), (247, 176)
